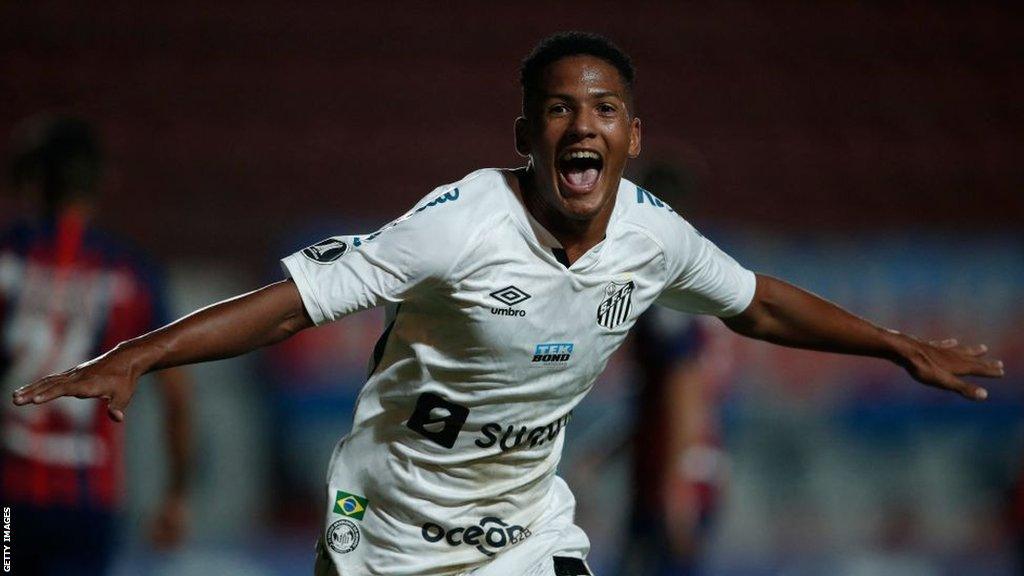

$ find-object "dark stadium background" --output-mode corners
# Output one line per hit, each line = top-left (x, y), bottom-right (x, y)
(2, 2), (1021, 575)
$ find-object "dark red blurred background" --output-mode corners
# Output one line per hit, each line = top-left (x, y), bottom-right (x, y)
(3, 5), (1023, 574)
(2, 1), (1021, 268)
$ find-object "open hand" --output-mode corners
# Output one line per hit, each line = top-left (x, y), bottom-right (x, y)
(11, 347), (141, 422)
(900, 337), (1004, 401)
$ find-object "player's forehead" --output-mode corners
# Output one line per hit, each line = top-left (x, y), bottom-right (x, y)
(536, 55), (629, 101)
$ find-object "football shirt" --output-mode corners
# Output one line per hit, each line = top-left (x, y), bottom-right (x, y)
(282, 168), (755, 574)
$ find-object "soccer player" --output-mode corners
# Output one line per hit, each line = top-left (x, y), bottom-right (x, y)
(12, 33), (1003, 576)
(2, 116), (191, 575)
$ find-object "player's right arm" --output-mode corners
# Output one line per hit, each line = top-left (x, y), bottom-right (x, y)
(14, 175), (478, 421)
(12, 279), (312, 422)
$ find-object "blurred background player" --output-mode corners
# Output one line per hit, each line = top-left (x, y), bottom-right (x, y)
(0, 115), (192, 575)
(621, 163), (731, 576)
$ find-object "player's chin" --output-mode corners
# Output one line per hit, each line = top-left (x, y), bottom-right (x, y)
(555, 182), (612, 220)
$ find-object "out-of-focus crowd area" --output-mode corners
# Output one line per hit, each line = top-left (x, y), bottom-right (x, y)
(2, 2), (1021, 575)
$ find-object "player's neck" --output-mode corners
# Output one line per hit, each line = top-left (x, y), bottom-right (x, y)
(515, 168), (614, 265)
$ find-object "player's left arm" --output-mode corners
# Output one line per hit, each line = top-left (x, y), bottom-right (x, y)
(722, 274), (1005, 400)
(149, 366), (191, 548)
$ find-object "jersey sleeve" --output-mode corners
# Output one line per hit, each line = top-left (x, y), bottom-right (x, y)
(280, 186), (468, 325)
(656, 217), (756, 318)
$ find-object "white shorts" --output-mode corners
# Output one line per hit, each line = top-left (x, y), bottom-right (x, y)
(315, 477), (593, 576)
(468, 479), (591, 576)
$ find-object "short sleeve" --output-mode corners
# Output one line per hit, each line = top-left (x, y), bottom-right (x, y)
(656, 218), (756, 318)
(280, 187), (467, 325)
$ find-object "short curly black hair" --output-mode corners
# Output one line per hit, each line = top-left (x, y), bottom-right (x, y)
(520, 31), (635, 117)
(9, 115), (102, 212)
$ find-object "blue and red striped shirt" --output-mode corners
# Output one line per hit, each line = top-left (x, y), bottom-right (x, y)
(0, 211), (169, 510)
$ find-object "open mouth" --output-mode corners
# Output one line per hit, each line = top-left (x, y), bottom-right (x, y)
(557, 149), (603, 194)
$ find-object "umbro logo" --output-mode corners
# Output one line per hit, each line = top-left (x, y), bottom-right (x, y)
(490, 285), (530, 317)
(491, 285), (530, 306)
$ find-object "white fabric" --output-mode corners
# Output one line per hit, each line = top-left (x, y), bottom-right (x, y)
(467, 477), (590, 576)
(282, 168), (756, 575)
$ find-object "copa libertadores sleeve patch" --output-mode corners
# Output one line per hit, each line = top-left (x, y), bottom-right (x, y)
(302, 237), (349, 264)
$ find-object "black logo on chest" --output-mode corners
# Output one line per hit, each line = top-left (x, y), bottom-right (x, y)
(489, 285), (530, 317)
(597, 280), (634, 329)
(406, 392), (470, 449)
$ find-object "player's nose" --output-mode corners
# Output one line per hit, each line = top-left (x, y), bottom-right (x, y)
(566, 110), (596, 140)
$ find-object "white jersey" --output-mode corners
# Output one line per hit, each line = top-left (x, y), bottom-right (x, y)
(282, 168), (756, 575)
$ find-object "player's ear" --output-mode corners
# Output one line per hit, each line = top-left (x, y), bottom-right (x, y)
(514, 116), (531, 157)
(628, 117), (641, 158)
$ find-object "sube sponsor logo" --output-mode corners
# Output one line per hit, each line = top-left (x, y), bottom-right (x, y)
(532, 342), (573, 363)
(475, 411), (573, 452)
(421, 516), (532, 557)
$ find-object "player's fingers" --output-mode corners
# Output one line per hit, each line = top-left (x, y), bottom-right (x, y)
(940, 373), (988, 401)
(20, 375), (75, 404)
(106, 392), (128, 423)
(12, 375), (62, 404)
(962, 358), (1005, 378)
(29, 378), (88, 403)
(961, 343), (989, 357)
(12, 385), (38, 405)
(929, 338), (958, 349)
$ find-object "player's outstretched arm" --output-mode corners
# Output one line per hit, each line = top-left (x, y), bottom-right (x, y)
(722, 274), (1005, 400)
(12, 279), (313, 421)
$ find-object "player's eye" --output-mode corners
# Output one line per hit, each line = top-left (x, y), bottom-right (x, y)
(548, 103), (570, 115)
(597, 103), (617, 115)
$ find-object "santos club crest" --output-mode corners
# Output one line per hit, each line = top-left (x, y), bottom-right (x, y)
(597, 280), (634, 329)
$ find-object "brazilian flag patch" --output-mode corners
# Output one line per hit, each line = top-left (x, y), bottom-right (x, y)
(333, 490), (369, 520)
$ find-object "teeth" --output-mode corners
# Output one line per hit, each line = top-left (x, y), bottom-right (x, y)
(560, 150), (601, 162)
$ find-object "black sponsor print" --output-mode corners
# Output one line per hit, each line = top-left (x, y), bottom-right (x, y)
(406, 392), (469, 449)
(421, 516), (532, 557)
(491, 306), (526, 317)
(475, 412), (573, 452)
